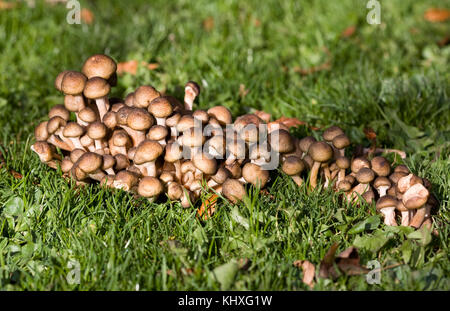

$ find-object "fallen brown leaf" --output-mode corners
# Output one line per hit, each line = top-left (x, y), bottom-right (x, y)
(197, 194), (218, 220)
(0, 1), (17, 9)
(341, 26), (356, 38)
(363, 127), (377, 141)
(117, 60), (138, 75)
(10, 169), (22, 179)
(146, 63), (159, 70)
(81, 8), (94, 25)
(335, 246), (368, 276)
(424, 8), (450, 22)
(318, 243), (339, 278)
(253, 110), (272, 123)
(273, 116), (306, 129)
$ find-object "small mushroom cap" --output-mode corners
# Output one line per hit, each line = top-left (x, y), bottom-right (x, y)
(55, 70), (70, 91)
(134, 85), (161, 109)
(63, 122), (85, 138)
(166, 113), (182, 128)
(70, 148), (86, 163)
(160, 171), (175, 184)
(302, 154), (314, 170)
(83, 77), (110, 99)
(234, 114), (264, 143)
(167, 182), (184, 200)
(61, 157), (74, 173)
(332, 134), (350, 149)
(223, 179), (246, 203)
(181, 127), (206, 147)
(124, 92), (135, 107)
(64, 95), (85, 112)
(114, 154), (130, 171)
(351, 157), (371, 174)
(192, 110), (209, 124)
(308, 141), (333, 162)
(127, 108), (154, 131)
(82, 54), (117, 80)
(61, 71), (87, 95)
(116, 106), (134, 125)
(47, 116), (67, 134)
(323, 126), (344, 142)
(249, 142), (271, 162)
(35, 121), (49, 141)
(79, 107), (98, 123)
(78, 152), (103, 173)
(193, 153), (218, 175)
(185, 81), (200, 96)
(373, 176), (391, 189)
(337, 180), (352, 191)
(362, 189), (376, 204)
(148, 97), (173, 118)
(394, 165), (410, 174)
(396, 200), (408, 212)
(298, 136), (317, 153)
(103, 111), (118, 129)
(102, 154), (116, 170)
(80, 134), (94, 147)
(138, 177), (163, 198)
(269, 129), (295, 154)
(207, 106), (232, 126)
(335, 156), (350, 169)
(181, 160), (196, 174)
(210, 167), (231, 184)
(356, 168), (375, 184)
(114, 170), (139, 190)
(402, 183), (429, 209)
(397, 173), (423, 194)
(176, 115), (196, 133)
(371, 156), (391, 177)
(282, 156), (305, 176)
(164, 142), (183, 162)
(389, 171), (408, 184)
(32, 141), (53, 162)
(49, 105), (70, 121)
(147, 125), (169, 141)
(133, 140), (163, 164)
(376, 195), (398, 211)
(205, 135), (226, 157)
(242, 163), (269, 188)
(87, 122), (107, 140)
(344, 174), (356, 185)
(225, 162), (242, 179)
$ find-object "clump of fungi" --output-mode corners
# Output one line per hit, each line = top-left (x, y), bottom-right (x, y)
(32, 54), (439, 229)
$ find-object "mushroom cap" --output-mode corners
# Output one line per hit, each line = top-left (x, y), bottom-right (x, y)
(226, 137), (246, 158)
(181, 160), (196, 174)
(116, 106), (134, 125)
(337, 180), (352, 192)
(225, 162), (242, 179)
(344, 174), (356, 185)
(79, 106), (98, 123)
(281, 156), (305, 176)
(102, 154), (116, 170)
(164, 142), (183, 162)
(181, 127), (206, 147)
(323, 126), (344, 142)
(82, 54), (117, 80)
(114, 154), (130, 171)
(176, 115), (196, 133)
(193, 153), (218, 175)
(205, 135), (226, 157)
(397, 173), (423, 194)
(166, 113), (182, 128)
(55, 70), (70, 92)
(351, 157), (371, 174)
(242, 163), (269, 188)
(373, 176), (391, 189)
(356, 168), (375, 184)
(234, 114), (264, 143)
(134, 85), (161, 109)
(80, 134), (94, 147)
(249, 142), (271, 162)
(269, 129), (295, 154)
(61, 157), (74, 173)
(207, 106), (232, 126)
(193, 110), (209, 124)
(402, 183), (429, 209)
(371, 156), (391, 177)
(47, 116), (67, 134)
(87, 122), (107, 140)
(185, 81), (200, 96)
(159, 171), (175, 184)
(133, 140), (163, 164)
(124, 92), (135, 107)
(64, 95), (85, 112)
(376, 195), (398, 211)
(83, 77), (110, 99)
(35, 121), (49, 141)
(396, 200), (408, 212)
(147, 125), (169, 141)
(127, 108), (154, 131)
(61, 71), (87, 95)
(148, 96), (173, 118)
(167, 182), (184, 200)
(138, 177), (163, 198)
(308, 141), (333, 162)
(114, 170), (139, 190)
(298, 136), (317, 153)
(362, 189), (376, 204)
(332, 134), (350, 150)
(394, 165), (410, 174)
(78, 152), (103, 173)
(210, 167), (231, 184)
(63, 122), (85, 138)
(389, 171), (408, 184)
(335, 156), (350, 169)
(222, 179), (246, 203)
(102, 111), (118, 129)
(32, 141), (53, 162)
(49, 105), (70, 121)
(69, 149), (86, 163)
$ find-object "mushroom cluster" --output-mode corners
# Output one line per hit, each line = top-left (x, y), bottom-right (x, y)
(31, 54), (439, 229)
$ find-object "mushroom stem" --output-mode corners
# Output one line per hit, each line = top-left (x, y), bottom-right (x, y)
(155, 117), (166, 127)
(376, 186), (389, 197)
(380, 206), (398, 226)
(400, 211), (410, 226)
(121, 126), (146, 147)
(310, 161), (321, 189)
(47, 135), (74, 151)
(95, 97), (109, 121)
(409, 205), (430, 229)
(291, 175), (303, 187)
(67, 137), (84, 150)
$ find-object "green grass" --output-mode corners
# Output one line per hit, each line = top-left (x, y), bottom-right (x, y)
(0, 0), (449, 290)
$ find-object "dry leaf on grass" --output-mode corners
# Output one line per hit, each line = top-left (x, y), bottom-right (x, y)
(363, 127), (377, 141)
(253, 110), (272, 123)
(117, 60), (159, 75)
(0, 1), (17, 9)
(319, 244), (368, 279)
(197, 194), (218, 220)
(341, 26), (356, 38)
(81, 8), (94, 25)
(293, 260), (316, 288)
(424, 8), (450, 22)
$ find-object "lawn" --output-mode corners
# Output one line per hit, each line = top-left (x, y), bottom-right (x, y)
(0, 0), (448, 290)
